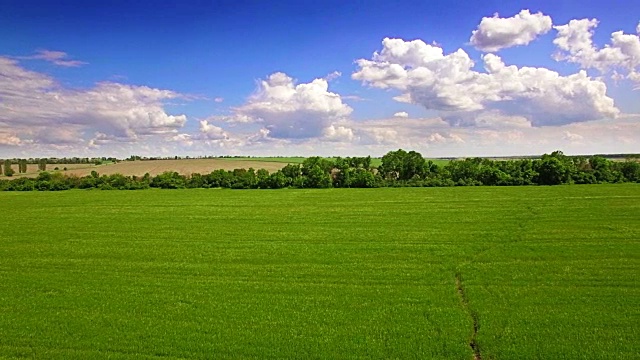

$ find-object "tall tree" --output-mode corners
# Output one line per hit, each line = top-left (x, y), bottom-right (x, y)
(379, 149), (426, 180)
(534, 156), (570, 185)
(19, 159), (27, 173)
(3, 160), (14, 177)
(38, 158), (47, 171)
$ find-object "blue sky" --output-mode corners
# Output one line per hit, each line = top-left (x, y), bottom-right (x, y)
(1, 0), (639, 157)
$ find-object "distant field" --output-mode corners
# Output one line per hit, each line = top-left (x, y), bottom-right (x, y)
(234, 157), (449, 167)
(234, 157), (308, 164)
(0, 185), (638, 359)
(1, 163), (97, 178)
(1, 157), (452, 178)
(1, 159), (290, 178)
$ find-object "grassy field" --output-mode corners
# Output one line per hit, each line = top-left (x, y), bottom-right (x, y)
(0, 185), (638, 359)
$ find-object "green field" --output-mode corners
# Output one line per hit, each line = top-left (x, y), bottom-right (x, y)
(1, 185), (638, 359)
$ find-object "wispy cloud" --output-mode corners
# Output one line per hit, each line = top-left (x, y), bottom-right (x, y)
(17, 49), (87, 67)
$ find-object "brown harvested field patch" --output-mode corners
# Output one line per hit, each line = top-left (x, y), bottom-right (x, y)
(1, 159), (289, 178)
(1, 163), (96, 178)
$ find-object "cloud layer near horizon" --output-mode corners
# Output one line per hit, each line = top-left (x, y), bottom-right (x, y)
(0, 57), (187, 149)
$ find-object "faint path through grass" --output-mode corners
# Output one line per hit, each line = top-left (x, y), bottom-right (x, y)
(456, 272), (482, 360)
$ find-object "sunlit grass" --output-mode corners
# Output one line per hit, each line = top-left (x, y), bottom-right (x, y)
(0, 185), (638, 359)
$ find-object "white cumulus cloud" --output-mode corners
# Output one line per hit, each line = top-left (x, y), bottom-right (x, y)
(470, 10), (553, 52)
(199, 120), (229, 140)
(553, 18), (640, 85)
(0, 57), (187, 147)
(323, 124), (355, 142)
(393, 111), (409, 118)
(230, 72), (352, 139)
(353, 38), (619, 127)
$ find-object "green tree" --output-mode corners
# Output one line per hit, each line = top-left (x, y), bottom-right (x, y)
(302, 157), (334, 176)
(281, 164), (302, 181)
(256, 169), (271, 188)
(362, 156), (372, 170)
(617, 160), (640, 182)
(38, 158), (47, 171)
(379, 149), (426, 181)
(535, 155), (570, 185)
(269, 171), (288, 189)
(351, 168), (377, 188)
(306, 165), (332, 188)
(3, 160), (14, 177)
(589, 156), (615, 183)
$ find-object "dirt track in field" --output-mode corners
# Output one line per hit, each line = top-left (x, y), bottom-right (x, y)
(2, 159), (288, 178)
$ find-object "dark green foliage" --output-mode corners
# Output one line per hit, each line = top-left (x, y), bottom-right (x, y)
(2, 150), (639, 190)
(38, 158), (47, 171)
(17, 159), (28, 173)
(301, 156), (334, 176)
(281, 163), (302, 180)
(269, 171), (288, 189)
(618, 160), (640, 182)
(150, 171), (185, 189)
(3, 160), (14, 177)
(379, 149), (427, 180)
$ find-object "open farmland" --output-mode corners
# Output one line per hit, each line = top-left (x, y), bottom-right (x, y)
(2, 158), (289, 179)
(2, 163), (98, 178)
(0, 185), (638, 359)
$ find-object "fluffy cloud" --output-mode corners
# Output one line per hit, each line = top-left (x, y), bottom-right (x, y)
(223, 72), (352, 139)
(393, 111), (409, 118)
(0, 57), (187, 147)
(323, 124), (355, 142)
(353, 38), (619, 127)
(199, 120), (229, 140)
(470, 10), (553, 52)
(553, 19), (640, 84)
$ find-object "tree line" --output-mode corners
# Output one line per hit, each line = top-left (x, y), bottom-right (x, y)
(0, 150), (638, 191)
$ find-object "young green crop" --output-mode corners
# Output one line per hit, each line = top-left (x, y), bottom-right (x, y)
(0, 185), (637, 359)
